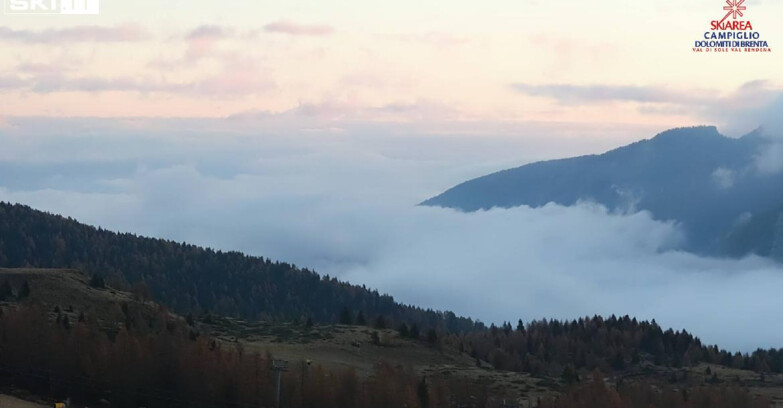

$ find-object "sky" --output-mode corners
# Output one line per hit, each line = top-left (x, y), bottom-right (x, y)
(2, 0), (783, 351)
(1, 0), (782, 130)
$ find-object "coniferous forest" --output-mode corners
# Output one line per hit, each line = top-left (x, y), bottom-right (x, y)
(0, 303), (772, 408)
(0, 202), (477, 332)
(446, 316), (783, 376)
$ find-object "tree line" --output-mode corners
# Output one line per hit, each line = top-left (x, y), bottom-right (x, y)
(445, 316), (783, 377)
(0, 304), (772, 408)
(538, 371), (769, 408)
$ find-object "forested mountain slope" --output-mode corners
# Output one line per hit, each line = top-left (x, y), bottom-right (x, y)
(422, 126), (783, 255)
(0, 202), (477, 332)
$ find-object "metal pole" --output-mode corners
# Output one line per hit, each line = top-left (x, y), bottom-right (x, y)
(276, 370), (282, 408)
(271, 359), (288, 408)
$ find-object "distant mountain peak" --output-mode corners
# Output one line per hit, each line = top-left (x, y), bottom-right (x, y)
(423, 125), (783, 257)
(648, 126), (724, 144)
(743, 126), (783, 142)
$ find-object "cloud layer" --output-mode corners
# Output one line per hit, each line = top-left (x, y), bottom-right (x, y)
(511, 83), (718, 105)
(1, 117), (782, 352)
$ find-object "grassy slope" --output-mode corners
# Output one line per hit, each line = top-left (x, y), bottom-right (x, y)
(0, 394), (46, 408)
(0, 268), (165, 331)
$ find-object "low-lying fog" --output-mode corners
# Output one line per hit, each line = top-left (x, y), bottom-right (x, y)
(1, 115), (782, 351)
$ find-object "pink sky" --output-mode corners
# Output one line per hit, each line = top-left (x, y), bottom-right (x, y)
(0, 0), (781, 136)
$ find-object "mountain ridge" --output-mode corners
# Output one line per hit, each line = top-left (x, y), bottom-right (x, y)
(421, 126), (783, 256)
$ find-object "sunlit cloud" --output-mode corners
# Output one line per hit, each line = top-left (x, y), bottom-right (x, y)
(377, 32), (472, 48)
(511, 83), (718, 105)
(230, 99), (463, 123)
(263, 20), (334, 36)
(0, 24), (149, 43)
(1, 72), (274, 97)
(180, 24), (229, 60)
(185, 25), (230, 41)
(0, 75), (27, 89)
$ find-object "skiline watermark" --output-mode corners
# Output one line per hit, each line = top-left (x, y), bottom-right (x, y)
(3, 0), (99, 15)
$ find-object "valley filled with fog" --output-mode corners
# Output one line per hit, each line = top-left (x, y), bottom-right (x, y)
(2, 117), (782, 351)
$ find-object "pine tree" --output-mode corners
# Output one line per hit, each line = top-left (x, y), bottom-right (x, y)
(410, 324), (420, 339)
(561, 365), (580, 384)
(417, 377), (429, 408)
(398, 323), (410, 338)
(0, 280), (12, 301)
(611, 352), (626, 371)
(374, 315), (386, 330)
(517, 319), (525, 332)
(426, 329), (438, 346)
(89, 274), (106, 288)
(17, 280), (30, 300)
(340, 307), (353, 325)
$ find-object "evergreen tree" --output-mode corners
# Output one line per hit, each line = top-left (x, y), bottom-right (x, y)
(410, 324), (420, 339)
(89, 274), (106, 288)
(516, 319), (525, 332)
(340, 307), (353, 325)
(417, 377), (429, 408)
(374, 315), (386, 330)
(17, 280), (30, 300)
(631, 350), (641, 365)
(0, 280), (12, 301)
(561, 365), (580, 384)
(611, 352), (626, 370)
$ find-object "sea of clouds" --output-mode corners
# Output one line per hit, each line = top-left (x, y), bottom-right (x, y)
(1, 116), (782, 351)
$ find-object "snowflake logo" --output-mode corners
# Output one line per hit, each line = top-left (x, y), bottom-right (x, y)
(720, 0), (746, 23)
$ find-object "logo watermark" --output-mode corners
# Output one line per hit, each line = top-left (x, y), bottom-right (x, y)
(692, 0), (771, 53)
(4, 0), (99, 15)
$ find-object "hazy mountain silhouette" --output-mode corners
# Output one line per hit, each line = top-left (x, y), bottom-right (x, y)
(721, 203), (783, 260)
(422, 126), (783, 256)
